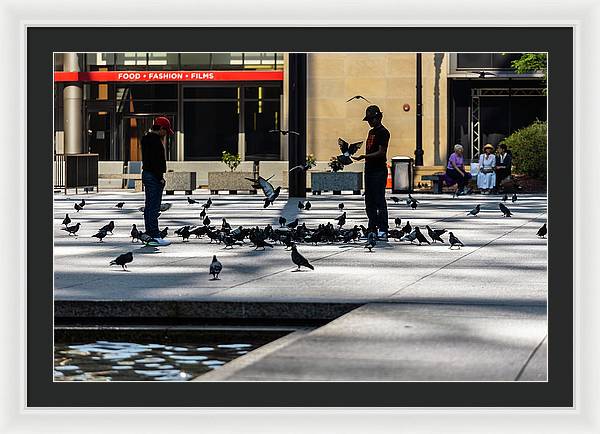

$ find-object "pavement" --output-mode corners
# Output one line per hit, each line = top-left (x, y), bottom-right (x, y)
(54, 189), (548, 381)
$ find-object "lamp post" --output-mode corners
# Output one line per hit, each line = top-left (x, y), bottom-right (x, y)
(415, 53), (424, 166)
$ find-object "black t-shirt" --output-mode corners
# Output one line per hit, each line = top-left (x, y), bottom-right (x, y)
(141, 131), (166, 178)
(364, 124), (390, 172)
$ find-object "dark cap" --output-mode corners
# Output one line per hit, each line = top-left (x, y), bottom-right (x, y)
(363, 105), (383, 121)
(153, 116), (175, 135)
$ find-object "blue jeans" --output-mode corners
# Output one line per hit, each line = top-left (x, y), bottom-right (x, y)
(364, 168), (389, 232)
(142, 171), (164, 238)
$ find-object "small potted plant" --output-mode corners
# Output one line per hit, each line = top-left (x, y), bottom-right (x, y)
(208, 151), (254, 194)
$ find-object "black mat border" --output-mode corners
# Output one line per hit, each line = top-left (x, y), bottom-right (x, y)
(28, 27), (572, 407)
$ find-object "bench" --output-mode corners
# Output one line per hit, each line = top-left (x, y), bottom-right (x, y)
(421, 173), (446, 194)
(98, 173), (143, 192)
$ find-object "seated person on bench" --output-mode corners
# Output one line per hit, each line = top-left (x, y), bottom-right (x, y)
(444, 144), (472, 195)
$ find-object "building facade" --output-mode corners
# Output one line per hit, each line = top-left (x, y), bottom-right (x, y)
(53, 52), (546, 185)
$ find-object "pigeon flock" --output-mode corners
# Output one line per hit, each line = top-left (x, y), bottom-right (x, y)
(57, 191), (546, 281)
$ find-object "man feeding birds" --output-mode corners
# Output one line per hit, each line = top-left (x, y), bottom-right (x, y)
(352, 105), (390, 240)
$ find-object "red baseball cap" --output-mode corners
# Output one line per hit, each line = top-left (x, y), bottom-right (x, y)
(153, 116), (175, 135)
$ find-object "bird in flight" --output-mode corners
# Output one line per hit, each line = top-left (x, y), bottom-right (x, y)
(209, 255), (222, 280)
(337, 138), (363, 166)
(110, 252), (133, 271)
(471, 71), (496, 78)
(346, 95), (371, 103)
(246, 176), (281, 208)
(269, 129), (300, 136)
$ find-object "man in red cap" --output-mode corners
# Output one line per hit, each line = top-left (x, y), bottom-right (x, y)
(140, 116), (174, 247)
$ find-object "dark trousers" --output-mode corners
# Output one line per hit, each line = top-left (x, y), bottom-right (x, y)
(364, 168), (389, 232)
(142, 170), (164, 238)
(496, 168), (510, 189)
(445, 168), (472, 190)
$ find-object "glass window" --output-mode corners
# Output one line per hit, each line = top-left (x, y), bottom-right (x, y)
(85, 53), (116, 69)
(180, 53), (211, 70)
(244, 52), (277, 69)
(119, 99), (178, 115)
(54, 53), (63, 71)
(115, 52), (148, 70)
(491, 53), (522, 69)
(244, 99), (281, 160)
(86, 112), (111, 160)
(184, 100), (239, 160)
(184, 86), (238, 99)
(457, 53), (492, 69)
(84, 83), (112, 101)
(244, 85), (282, 99)
(148, 52), (180, 69)
(117, 84), (177, 100)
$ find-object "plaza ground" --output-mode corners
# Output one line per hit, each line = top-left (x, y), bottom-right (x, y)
(54, 190), (547, 381)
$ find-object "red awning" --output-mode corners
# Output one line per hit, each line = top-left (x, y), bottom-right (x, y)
(54, 70), (284, 82)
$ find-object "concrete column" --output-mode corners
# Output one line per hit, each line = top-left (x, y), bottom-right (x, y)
(63, 53), (83, 154)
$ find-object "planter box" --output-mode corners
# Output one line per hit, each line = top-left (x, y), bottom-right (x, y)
(208, 171), (256, 194)
(164, 171), (197, 195)
(311, 171), (363, 195)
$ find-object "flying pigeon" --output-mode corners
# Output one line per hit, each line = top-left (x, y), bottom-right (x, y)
(499, 203), (513, 217)
(187, 197), (198, 204)
(449, 232), (464, 249)
(62, 222), (81, 236)
(467, 204), (481, 217)
(246, 176), (281, 208)
(394, 217), (402, 227)
(472, 71), (496, 78)
(426, 225), (446, 243)
(291, 244), (314, 270)
(115, 202), (125, 209)
(136, 202), (172, 213)
(269, 129), (300, 136)
(110, 252), (133, 270)
(346, 95), (371, 103)
(209, 255), (222, 280)
(99, 221), (115, 234)
(92, 229), (108, 242)
(364, 232), (377, 252)
(130, 224), (140, 242)
(512, 193), (518, 203)
(336, 138), (363, 165)
(278, 216), (287, 227)
(62, 213), (71, 226)
(537, 223), (547, 238)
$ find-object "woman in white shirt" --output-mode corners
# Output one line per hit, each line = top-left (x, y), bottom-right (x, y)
(477, 144), (496, 194)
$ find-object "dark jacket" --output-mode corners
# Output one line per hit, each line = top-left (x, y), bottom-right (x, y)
(141, 131), (166, 179)
(496, 152), (512, 173)
(364, 124), (390, 172)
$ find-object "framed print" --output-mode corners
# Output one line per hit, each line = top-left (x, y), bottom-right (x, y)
(1, 0), (598, 432)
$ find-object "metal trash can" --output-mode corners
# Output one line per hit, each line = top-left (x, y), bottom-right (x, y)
(391, 156), (413, 193)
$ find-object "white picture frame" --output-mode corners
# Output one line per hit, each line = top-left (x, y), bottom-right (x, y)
(1, 0), (596, 432)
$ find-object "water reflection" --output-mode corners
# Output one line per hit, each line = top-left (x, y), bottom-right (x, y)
(54, 340), (260, 381)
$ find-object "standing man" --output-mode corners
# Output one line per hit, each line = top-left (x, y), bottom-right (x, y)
(141, 116), (173, 247)
(495, 143), (512, 192)
(353, 105), (390, 239)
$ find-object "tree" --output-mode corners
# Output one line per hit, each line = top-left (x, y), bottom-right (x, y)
(511, 53), (547, 93)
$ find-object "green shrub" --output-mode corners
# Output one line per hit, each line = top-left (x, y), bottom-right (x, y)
(221, 151), (241, 172)
(502, 120), (547, 179)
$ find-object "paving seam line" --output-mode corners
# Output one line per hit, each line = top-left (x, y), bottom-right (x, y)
(514, 334), (548, 381)
(388, 211), (548, 298)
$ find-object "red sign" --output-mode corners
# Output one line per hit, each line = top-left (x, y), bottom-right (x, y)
(54, 70), (284, 82)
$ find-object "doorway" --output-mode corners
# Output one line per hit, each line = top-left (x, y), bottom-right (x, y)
(119, 114), (176, 163)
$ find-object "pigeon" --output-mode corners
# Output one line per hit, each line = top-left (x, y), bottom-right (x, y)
(62, 222), (81, 236)
(79, 199), (86, 208)
(289, 162), (314, 173)
(62, 214), (71, 226)
(115, 202), (125, 209)
(92, 229), (108, 242)
(110, 252), (133, 270)
(159, 227), (169, 239)
(414, 227), (431, 245)
(221, 218), (231, 231)
(401, 228), (418, 243)
(187, 197), (198, 204)
(402, 221), (412, 235)
(467, 204), (481, 217)
(287, 218), (299, 230)
(335, 212), (346, 227)
(426, 225), (446, 243)
(99, 221), (115, 234)
(364, 232), (377, 252)
(278, 216), (287, 227)
(223, 235), (241, 249)
(537, 223), (547, 238)
(512, 193), (518, 203)
(336, 138), (363, 166)
(502, 194), (508, 202)
(190, 226), (208, 238)
(394, 217), (402, 228)
(410, 199), (418, 210)
(209, 255), (222, 280)
(406, 194), (419, 205)
(449, 232), (464, 249)
(298, 201), (305, 210)
(200, 208), (207, 218)
(130, 224), (140, 242)
(206, 197), (213, 207)
(291, 244), (314, 270)
(304, 201), (311, 211)
(74, 203), (83, 212)
(203, 215), (211, 226)
(499, 203), (513, 217)
(160, 203), (172, 212)
(269, 129), (300, 136)
(338, 203), (344, 210)
(177, 226), (191, 242)
(390, 196), (400, 203)
(346, 95), (371, 103)
(472, 71), (496, 78)
(253, 238), (274, 250)
(246, 176), (281, 208)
